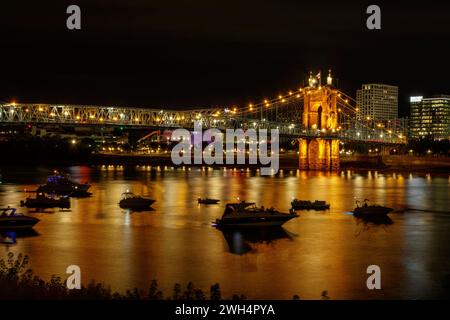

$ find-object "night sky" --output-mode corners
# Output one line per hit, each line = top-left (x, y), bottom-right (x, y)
(1, 1), (450, 116)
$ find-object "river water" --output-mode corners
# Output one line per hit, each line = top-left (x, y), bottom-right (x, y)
(0, 165), (449, 299)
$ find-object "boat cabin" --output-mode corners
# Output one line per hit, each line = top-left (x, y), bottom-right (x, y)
(121, 192), (142, 200)
(223, 202), (267, 216)
(0, 207), (20, 217)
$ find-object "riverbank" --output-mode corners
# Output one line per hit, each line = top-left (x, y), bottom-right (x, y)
(66, 153), (450, 173)
(341, 155), (450, 173)
(0, 152), (449, 173)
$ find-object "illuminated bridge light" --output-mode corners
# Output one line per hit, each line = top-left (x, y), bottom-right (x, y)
(0, 90), (407, 147)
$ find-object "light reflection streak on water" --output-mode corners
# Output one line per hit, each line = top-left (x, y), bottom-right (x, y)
(0, 165), (449, 299)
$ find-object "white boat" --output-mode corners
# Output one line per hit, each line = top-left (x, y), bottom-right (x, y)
(198, 198), (220, 204)
(37, 172), (91, 195)
(214, 202), (298, 228)
(353, 199), (393, 217)
(291, 199), (330, 210)
(21, 192), (70, 209)
(0, 207), (40, 230)
(119, 192), (155, 209)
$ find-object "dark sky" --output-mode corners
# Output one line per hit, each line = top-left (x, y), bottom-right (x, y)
(1, 0), (450, 116)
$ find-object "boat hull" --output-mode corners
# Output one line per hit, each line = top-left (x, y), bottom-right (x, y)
(119, 199), (156, 209)
(215, 215), (297, 228)
(198, 199), (220, 204)
(353, 206), (393, 217)
(0, 217), (40, 230)
(69, 190), (92, 198)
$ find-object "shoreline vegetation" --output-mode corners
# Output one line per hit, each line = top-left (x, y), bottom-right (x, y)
(0, 252), (328, 300)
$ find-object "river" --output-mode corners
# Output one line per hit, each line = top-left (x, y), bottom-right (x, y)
(0, 165), (449, 299)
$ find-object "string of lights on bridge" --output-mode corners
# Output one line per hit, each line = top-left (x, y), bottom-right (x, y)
(0, 72), (406, 143)
(224, 74), (405, 142)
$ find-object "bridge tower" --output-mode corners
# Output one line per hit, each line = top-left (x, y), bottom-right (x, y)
(298, 71), (340, 170)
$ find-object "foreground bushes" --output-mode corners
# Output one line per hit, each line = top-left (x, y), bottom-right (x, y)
(0, 252), (229, 300)
(1, 252), (327, 300)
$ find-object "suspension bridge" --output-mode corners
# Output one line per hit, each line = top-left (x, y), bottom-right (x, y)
(0, 72), (407, 170)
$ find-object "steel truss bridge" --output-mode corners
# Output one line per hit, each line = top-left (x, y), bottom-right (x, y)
(0, 87), (407, 145)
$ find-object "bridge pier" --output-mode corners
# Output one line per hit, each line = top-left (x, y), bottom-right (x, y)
(298, 138), (340, 171)
(380, 145), (392, 156)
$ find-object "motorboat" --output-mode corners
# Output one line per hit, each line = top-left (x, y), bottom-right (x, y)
(214, 201), (298, 228)
(37, 172), (91, 195)
(353, 199), (393, 218)
(291, 199), (330, 211)
(0, 207), (40, 230)
(20, 192), (70, 209)
(198, 198), (220, 205)
(119, 192), (156, 209)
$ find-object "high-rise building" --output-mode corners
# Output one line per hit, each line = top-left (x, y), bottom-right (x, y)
(356, 84), (398, 121)
(410, 95), (450, 140)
